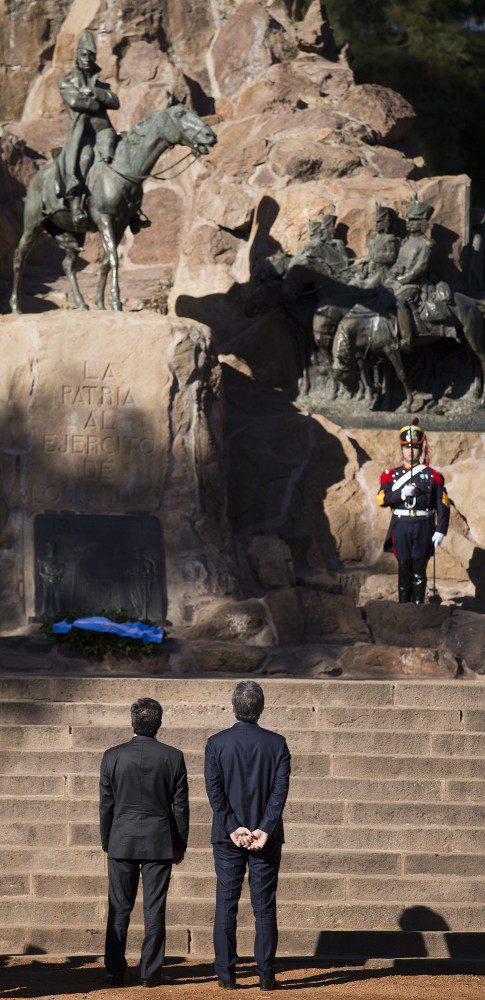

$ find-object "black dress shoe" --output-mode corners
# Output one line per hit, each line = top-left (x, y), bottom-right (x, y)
(141, 975), (172, 986)
(218, 978), (237, 990)
(259, 979), (279, 991)
(105, 973), (124, 987)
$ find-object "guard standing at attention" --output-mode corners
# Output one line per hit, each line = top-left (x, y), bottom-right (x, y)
(377, 421), (451, 603)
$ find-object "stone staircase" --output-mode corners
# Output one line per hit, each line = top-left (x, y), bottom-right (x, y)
(1, 676), (485, 966)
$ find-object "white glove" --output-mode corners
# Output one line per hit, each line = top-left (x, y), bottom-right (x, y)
(401, 483), (417, 499)
(432, 531), (445, 548)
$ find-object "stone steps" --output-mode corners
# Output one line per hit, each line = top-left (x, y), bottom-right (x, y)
(1, 818), (483, 852)
(5, 773), (485, 800)
(5, 870), (485, 904)
(4, 845), (485, 876)
(2, 795), (485, 827)
(2, 676), (485, 706)
(1, 701), (478, 731)
(4, 725), (485, 755)
(1, 677), (485, 963)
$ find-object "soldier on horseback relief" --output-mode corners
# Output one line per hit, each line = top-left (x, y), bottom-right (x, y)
(383, 199), (436, 351)
(377, 421), (451, 604)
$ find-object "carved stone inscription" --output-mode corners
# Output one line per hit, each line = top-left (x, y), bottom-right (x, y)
(27, 320), (166, 511)
(46, 361), (153, 477)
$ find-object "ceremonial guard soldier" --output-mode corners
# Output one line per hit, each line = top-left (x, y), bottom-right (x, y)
(378, 421), (451, 603)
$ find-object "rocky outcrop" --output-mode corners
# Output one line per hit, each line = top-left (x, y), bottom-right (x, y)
(0, 0), (470, 337)
(0, 0), (427, 290)
(0, 0), (71, 120)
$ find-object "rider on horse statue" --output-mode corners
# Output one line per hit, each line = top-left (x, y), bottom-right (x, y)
(363, 204), (400, 283)
(385, 199), (436, 351)
(55, 31), (119, 228)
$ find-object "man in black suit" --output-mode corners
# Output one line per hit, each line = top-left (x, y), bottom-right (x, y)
(204, 681), (291, 991)
(99, 697), (189, 988)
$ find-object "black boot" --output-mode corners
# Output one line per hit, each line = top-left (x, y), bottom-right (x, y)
(411, 558), (427, 604)
(68, 195), (87, 228)
(398, 559), (412, 603)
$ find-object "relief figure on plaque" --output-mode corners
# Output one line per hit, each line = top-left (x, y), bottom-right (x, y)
(38, 541), (65, 618)
(126, 546), (156, 619)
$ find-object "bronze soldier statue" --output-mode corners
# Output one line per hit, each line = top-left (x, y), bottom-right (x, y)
(364, 204), (400, 283)
(283, 213), (353, 299)
(283, 214), (358, 386)
(56, 31), (120, 227)
(385, 199), (435, 351)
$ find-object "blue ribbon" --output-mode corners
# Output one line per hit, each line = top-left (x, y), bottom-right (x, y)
(52, 616), (164, 643)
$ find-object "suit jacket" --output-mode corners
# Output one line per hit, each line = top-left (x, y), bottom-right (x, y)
(204, 722), (291, 844)
(99, 735), (189, 859)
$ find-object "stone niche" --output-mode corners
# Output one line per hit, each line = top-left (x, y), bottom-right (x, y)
(0, 312), (238, 629)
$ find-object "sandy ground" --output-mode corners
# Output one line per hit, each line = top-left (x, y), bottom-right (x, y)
(2, 958), (485, 1000)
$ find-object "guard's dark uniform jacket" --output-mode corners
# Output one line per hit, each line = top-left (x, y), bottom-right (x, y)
(378, 462), (450, 558)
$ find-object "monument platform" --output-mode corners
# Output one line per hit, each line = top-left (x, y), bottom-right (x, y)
(0, 311), (232, 629)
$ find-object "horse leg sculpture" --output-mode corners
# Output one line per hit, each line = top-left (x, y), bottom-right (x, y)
(94, 249), (111, 310)
(94, 214), (122, 311)
(384, 344), (413, 409)
(9, 173), (44, 314)
(62, 245), (88, 310)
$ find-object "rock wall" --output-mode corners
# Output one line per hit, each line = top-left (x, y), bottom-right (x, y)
(0, 0), (470, 307)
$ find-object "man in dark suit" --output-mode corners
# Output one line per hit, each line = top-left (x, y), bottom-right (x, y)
(99, 697), (189, 988)
(204, 681), (291, 991)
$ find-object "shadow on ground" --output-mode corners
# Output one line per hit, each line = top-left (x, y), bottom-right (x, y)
(1, 954), (485, 998)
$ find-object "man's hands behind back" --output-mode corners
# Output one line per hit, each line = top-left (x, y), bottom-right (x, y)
(248, 829), (268, 850)
(230, 827), (269, 850)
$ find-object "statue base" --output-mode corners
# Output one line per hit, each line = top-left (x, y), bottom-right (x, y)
(0, 312), (237, 630)
(299, 396), (485, 432)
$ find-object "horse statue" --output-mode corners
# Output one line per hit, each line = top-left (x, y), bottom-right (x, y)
(245, 250), (385, 398)
(331, 304), (412, 408)
(332, 290), (485, 409)
(9, 95), (217, 313)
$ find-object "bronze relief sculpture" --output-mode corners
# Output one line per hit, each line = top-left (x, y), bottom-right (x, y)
(248, 200), (485, 410)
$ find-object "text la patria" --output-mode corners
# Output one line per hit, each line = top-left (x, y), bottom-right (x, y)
(44, 361), (155, 482)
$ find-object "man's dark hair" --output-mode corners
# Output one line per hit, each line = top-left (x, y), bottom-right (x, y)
(131, 697), (162, 736)
(232, 681), (264, 722)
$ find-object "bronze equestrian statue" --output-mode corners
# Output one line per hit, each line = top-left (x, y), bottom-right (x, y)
(10, 40), (216, 314)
